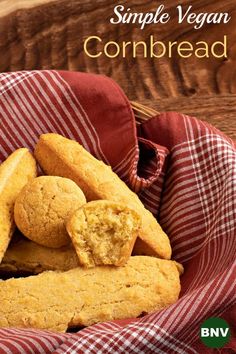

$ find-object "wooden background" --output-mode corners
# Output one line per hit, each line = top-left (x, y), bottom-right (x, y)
(0, 0), (235, 139)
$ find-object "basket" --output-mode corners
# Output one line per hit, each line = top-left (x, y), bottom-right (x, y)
(131, 101), (159, 123)
(0, 70), (235, 354)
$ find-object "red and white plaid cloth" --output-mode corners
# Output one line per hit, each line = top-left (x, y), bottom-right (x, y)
(0, 71), (235, 354)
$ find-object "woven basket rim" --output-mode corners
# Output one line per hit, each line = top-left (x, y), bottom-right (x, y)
(131, 101), (159, 123)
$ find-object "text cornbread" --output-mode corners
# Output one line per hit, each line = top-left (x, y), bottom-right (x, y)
(0, 149), (37, 262)
(0, 256), (181, 331)
(67, 200), (141, 267)
(34, 134), (171, 259)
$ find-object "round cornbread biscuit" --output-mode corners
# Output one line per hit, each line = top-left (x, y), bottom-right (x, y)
(14, 176), (86, 248)
(66, 200), (141, 268)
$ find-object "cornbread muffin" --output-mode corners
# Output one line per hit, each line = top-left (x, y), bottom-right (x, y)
(14, 176), (86, 248)
(67, 200), (141, 267)
(35, 134), (171, 259)
(0, 256), (181, 331)
(0, 238), (79, 275)
(0, 148), (37, 262)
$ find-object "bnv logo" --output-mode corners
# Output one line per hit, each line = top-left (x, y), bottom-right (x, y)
(200, 317), (230, 348)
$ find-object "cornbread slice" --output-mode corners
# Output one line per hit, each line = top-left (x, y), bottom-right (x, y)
(14, 176), (86, 248)
(66, 200), (141, 267)
(0, 238), (79, 275)
(0, 148), (37, 262)
(35, 134), (171, 259)
(0, 256), (181, 331)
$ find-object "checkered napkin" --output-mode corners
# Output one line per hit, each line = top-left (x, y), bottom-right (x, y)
(0, 71), (235, 354)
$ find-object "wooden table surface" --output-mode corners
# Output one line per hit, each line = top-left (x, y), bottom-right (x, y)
(0, 0), (235, 140)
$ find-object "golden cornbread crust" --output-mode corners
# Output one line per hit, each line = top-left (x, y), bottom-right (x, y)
(14, 176), (86, 248)
(34, 134), (171, 259)
(66, 200), (141, 267)
(0, 148), (37, 262)
(0, 238), (79, 274)
(0, 256), (181, 331)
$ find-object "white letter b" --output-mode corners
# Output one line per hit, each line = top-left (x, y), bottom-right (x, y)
(201, 328), (209, 337)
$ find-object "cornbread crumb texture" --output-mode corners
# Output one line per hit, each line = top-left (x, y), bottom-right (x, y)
(34, 134), (171, 259)
(14, 176), (86, 248)
(0, 238), (79, 274)
(0, 256), (181, 331)
(67, 200), (141, 267)
(0, 148), (37, 262)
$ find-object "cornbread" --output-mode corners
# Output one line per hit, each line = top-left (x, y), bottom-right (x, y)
(67, 200), (141, 267)
(34, 134), (171, 259)
(14, 176), (86, 248)
(0, 270), (84, 332)
(0, 238), (79, 275)
(0, 148), (37, 263)
(0, 256), (181, 331)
